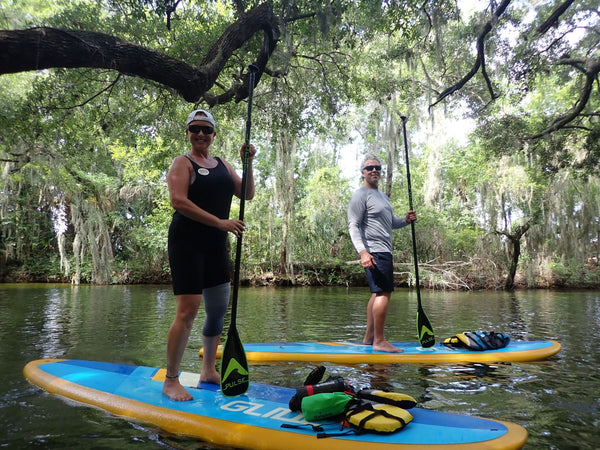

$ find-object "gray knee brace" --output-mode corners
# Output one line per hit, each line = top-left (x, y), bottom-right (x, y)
(202, 282), (230, 337)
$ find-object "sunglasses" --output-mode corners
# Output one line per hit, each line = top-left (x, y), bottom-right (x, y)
(363, 165), (382, 172)
(188, 125), (214, 134)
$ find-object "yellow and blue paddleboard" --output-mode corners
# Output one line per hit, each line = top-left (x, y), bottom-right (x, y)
(204, 340), (561, 364)
(24, 359), (528, 449)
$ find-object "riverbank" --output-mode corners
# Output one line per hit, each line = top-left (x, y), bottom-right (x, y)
(2, 258), (599, 290)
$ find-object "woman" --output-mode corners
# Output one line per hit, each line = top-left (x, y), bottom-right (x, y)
(163, 109), (255, 401)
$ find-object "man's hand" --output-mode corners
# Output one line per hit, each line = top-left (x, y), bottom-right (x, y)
(359, 250), (376, 269)
(406, 210), (417, 223)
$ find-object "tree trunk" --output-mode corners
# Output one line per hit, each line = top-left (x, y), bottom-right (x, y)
(505, 236), (520, 290)
(498, 222), (531, 290)
(274, 131), (296, 278)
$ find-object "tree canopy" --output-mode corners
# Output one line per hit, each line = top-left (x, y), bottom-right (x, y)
(1, 0), (599, 288)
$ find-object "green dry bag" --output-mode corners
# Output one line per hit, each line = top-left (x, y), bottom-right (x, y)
(301, 392), (354, 421)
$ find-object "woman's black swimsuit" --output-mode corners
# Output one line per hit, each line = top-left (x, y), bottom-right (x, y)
(168, 156), (234, 295)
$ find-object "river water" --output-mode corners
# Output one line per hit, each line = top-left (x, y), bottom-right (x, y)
(1, 284), (598, 449)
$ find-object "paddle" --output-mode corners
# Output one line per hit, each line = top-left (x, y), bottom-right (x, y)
(220, 64), (258, 396)
(400, 115), (435, 348)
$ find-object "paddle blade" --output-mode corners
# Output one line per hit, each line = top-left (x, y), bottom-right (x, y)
(417, 305), (435, 348)
(220, 326), (249, 396)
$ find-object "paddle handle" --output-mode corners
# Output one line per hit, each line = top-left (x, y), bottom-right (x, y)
(230, 64), (258, 326)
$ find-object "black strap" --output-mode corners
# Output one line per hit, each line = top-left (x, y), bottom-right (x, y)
(280, 423), (324, 432)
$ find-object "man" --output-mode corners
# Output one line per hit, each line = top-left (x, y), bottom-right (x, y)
(347, 156), (417, 353)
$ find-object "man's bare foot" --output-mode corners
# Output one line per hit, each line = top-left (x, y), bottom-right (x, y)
(372, 340), (403, 353)
(162, 378), (193, 401)
(200, 368), (220, 385)
(363, 335), (374, 345)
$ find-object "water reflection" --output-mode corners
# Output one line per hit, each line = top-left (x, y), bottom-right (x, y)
(39, 288), (70, 358)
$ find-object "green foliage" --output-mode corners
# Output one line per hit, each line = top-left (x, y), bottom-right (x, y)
(579, 125), (600, 176)
(542, 258), (600, 289)
(2, 0), (600, 289)
(297, 167), (353, 261)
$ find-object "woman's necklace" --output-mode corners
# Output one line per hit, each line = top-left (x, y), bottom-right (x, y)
(189, 153), (217, 166)
(188, 153), (216, 176)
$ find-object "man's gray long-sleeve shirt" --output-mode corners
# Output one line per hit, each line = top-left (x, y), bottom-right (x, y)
(347, 186), (408, 254)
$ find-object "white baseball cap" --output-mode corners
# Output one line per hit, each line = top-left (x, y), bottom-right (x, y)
(186, 109), (216, 129)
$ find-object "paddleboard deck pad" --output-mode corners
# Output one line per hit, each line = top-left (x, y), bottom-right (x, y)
(24, 359), (528, 449)
(205, 340), (560, 364)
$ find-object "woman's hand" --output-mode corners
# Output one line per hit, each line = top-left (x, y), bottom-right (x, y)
(241, 143), (256, 161)
(218, 218), (246, 238)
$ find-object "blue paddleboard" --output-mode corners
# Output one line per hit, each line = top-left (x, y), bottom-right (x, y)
(206, 340), (561, 364)
(24, 359), (528, 449)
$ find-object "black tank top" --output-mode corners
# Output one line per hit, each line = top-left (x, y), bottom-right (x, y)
(170, 156), (235, 242)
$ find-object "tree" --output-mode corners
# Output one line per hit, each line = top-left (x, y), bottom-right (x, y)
(299, 166), (353, 260)
(0, 2), (279, 105)
(497, 220), (532, 290)
(433, 0), (600, 175)
(2, 0), (599, 288)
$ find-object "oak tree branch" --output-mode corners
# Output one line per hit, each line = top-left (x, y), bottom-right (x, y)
(0, 3), (280, 104)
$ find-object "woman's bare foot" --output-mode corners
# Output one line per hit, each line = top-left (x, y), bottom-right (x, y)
(372, 340), (403, 353)
(162, 378), (193, 401)
(200, 368), (220, 384)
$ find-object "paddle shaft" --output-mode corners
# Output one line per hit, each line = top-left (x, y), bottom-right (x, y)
(401, 116), (434, 347)
(400, 116), (423, 307)
(230, 64), (258, 326)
